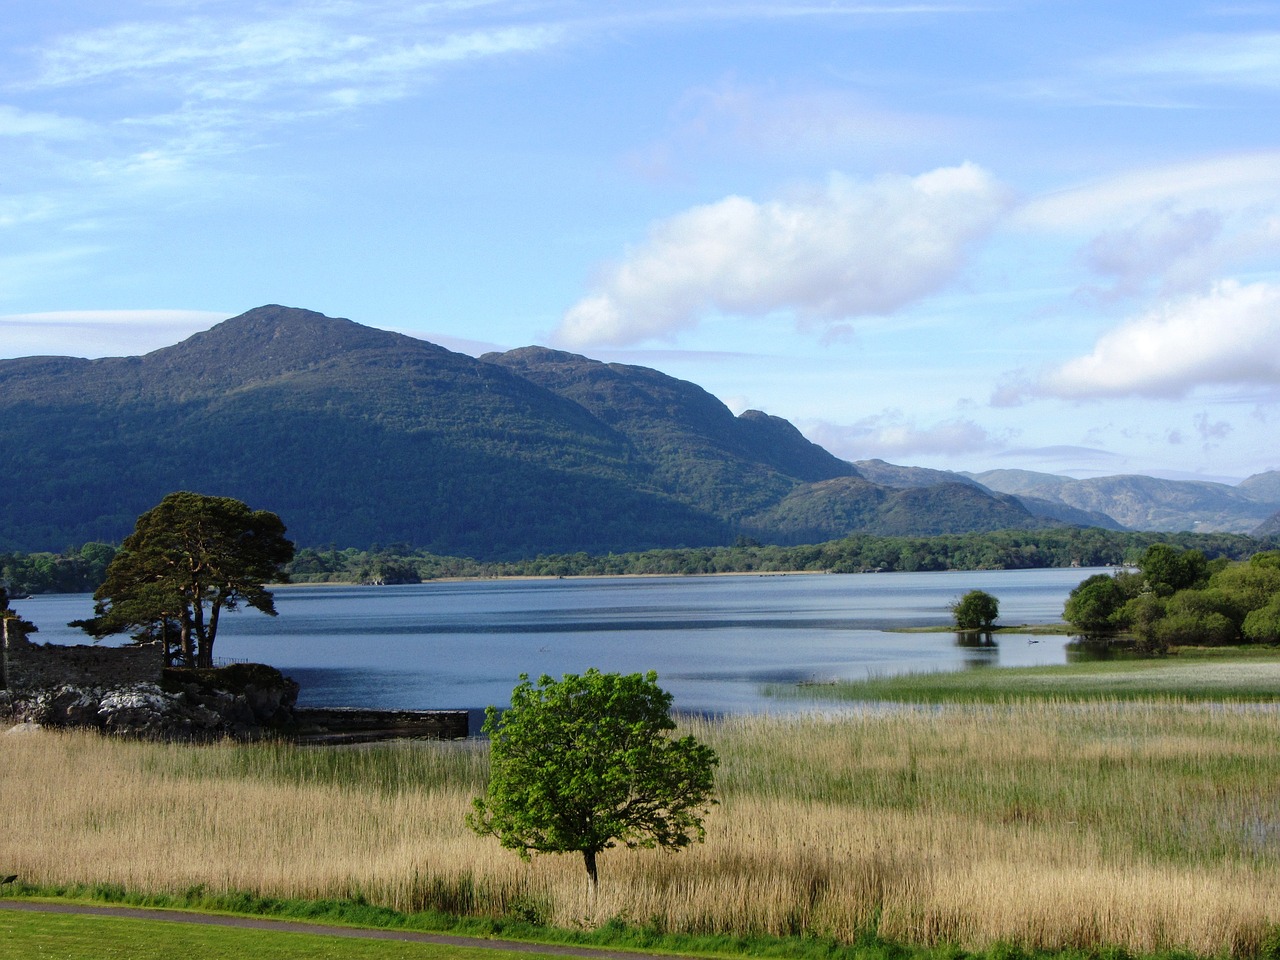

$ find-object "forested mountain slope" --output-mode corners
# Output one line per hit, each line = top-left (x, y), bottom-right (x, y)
(0, 304), (1189, 557)
(2, 306), (721, 555)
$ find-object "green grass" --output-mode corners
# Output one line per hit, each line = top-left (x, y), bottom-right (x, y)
(0, 909), (536, 960)
(775, 648), (1280, 703)
(1, 905), (1247, 960)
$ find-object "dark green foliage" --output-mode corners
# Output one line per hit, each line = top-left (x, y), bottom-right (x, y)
(1063, 574), (1127, 634)
(467, 669), (718, 891)
(1243, 598), (1280, 643)
(950, 590), (999, 630)
(1136, 544), (1209, 595)
(1062, 543), (1280, 651)
(486, 346), (855, 522)
(1251, 550), (1280, 571)
(279, 530), (1274, 582)
(11, 305), (1269, 561)
(0, 307), (834, 557)
(0, 542), (115, 594)
(7, 529), (1278, 595)
(741, 478), (1048, 544)
(73, 492), (294, 667)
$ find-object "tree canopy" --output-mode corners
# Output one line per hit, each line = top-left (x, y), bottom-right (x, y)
(1062, 545), (1280, 651)
(950, 589), (999, 631)
(467, 669), (718, 892)
(73, 492), (294, 667)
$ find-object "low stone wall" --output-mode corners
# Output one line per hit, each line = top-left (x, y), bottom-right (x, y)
(2, 631), (164, 692)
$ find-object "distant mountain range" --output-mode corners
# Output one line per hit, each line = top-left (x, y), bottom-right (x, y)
(2, 305), (1277, 557)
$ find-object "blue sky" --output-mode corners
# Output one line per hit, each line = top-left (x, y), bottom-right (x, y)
(3, 1), (1279, 483)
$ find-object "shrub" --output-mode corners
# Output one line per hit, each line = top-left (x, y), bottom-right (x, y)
(950, 590), (999, 631)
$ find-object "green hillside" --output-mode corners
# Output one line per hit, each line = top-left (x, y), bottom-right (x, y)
(0, 305), (1071, 557)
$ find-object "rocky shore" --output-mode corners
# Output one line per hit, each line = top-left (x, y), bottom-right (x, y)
(0, 663), (298, 740)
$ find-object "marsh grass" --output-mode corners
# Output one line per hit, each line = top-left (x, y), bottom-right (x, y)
(3, 702), (1280, 957)
(773, 654), (1280, 704)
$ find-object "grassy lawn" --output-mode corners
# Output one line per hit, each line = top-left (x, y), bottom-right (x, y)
(779, 647), (1280, 703)
(0, 909), (542, 960)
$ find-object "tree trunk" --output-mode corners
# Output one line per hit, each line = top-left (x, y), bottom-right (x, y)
(582, 848), (599, 896)
(190, 593), (210, 668)
(200, 597), (223, 669)
(179, 608), (195, 666)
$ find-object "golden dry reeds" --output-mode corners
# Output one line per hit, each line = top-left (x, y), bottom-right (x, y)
(2, 701), (1279, 956)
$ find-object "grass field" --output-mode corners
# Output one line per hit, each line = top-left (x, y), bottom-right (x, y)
(773, 648), (1280, 703)
(0, 909), (537, 960)
(3, 691), (1280, 958)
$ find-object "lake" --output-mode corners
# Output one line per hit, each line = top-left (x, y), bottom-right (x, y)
(15, 567), (1100, 715)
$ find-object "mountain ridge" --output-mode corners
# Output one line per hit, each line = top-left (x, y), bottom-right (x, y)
(966, 468), (1280, 534)
(2, 305), (1274, 555)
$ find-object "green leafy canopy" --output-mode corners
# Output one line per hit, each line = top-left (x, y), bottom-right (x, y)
(950, 589), (1000, 630)
(74, 492), (294, 667)
(467, 669), (718, 890)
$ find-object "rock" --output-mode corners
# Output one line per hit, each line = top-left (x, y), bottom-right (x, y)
(0, 663), (300, 740)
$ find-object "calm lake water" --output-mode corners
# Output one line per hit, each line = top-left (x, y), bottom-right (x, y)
(17, 567), (1101, 716)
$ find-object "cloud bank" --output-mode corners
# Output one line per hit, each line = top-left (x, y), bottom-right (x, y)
(1029, 280), (1280, 401)
(0, 310), (227, 359)
(807, 412), (1001, 462)
(556, 163), (1008, 347)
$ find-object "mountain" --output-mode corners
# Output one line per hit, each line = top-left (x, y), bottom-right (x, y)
(1254, 511), (1280, 538)
(967, 469), (1280, 534)
(740, 477), (1044, 544)
(483, 346), (856, 520)
(857, 460), (1124, 530)
(2, 305), (1068, 557)
(1238, 471), (1280, 503)
(2, 307), (719, 555)
(853, 458), (986, 490)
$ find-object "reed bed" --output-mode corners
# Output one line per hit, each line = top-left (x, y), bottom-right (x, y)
(3, 701), (1279, 956)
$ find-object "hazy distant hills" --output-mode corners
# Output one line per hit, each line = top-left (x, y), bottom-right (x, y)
(1, 305), (1276, 556)
(965, 469), (1280, 535)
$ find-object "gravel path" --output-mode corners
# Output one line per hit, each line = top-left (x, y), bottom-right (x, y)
(0, 899), (693, 959)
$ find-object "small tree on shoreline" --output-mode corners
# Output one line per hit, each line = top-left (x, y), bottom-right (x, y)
(950, 589), (999, 631)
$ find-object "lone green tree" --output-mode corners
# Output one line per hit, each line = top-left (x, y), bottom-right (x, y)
(73, 492), (294, 667)
(950, 589), (999, 631)
(467, 669), (718, 893)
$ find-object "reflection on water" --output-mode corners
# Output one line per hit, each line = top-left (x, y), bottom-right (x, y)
(17, 567), (1103, 715)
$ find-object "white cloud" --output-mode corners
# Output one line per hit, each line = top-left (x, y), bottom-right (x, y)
(1033, 280), (1280, 400)
(0, 105), (90, 140)
(1082, 206), (1225, 298)
(628, 79), (957, 179)
(0, 310), (228, 359)
(8, 5), (567, 207)
(1017, 152), (1280, 232)
(1016, 153), (1280, 303)
(30, 13), (564, 112)
(806, 412), (1000, 461)
(1104, 31), (1280, 88)
(556, 163), (1009, 347)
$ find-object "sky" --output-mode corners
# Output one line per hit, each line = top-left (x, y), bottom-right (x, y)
(3, 1), (1279, 484)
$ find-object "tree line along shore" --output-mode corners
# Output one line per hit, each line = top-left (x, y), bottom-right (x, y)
(5, 527), (1276, 596)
